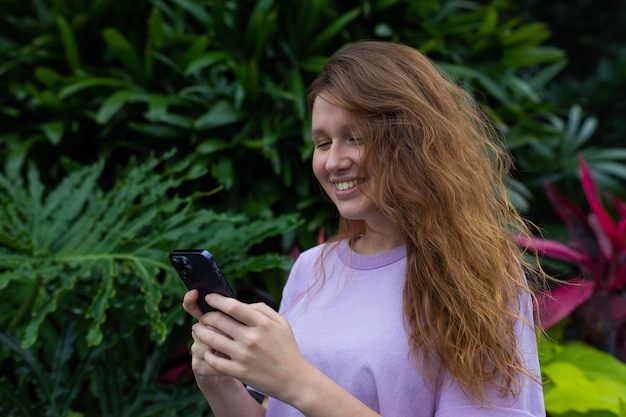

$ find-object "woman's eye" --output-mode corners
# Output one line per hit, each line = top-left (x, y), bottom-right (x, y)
(315, 141), (331, 149)
(348, 137), (362, 145)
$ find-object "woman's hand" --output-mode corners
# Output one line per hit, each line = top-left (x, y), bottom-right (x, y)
(185, 291), (381, 417)
(191, 293), (314, 404)
(183, 290), (233, 388)
(183, 290), (269, 416)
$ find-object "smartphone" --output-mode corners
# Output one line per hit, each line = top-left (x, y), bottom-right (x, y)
(169, 249), (237, 314)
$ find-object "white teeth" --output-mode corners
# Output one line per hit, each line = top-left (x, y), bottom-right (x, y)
(335, 181), (357, 191)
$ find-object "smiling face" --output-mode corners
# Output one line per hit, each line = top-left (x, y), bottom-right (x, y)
(311, 96), (387, 227)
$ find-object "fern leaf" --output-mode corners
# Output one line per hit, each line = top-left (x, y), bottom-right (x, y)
(85, 260), (115, 346)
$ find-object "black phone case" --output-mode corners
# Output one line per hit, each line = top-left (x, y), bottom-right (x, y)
(169, 249), (236, 313)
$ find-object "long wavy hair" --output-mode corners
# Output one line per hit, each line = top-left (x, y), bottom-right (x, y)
(307, 41), (546, 404)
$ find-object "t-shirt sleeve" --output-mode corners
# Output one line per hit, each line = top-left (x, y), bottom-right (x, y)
(435, 292), (546, 417)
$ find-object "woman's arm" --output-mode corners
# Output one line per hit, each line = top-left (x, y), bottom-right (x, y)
(283, 364), (382, 417)
(194, 375), (265, 417)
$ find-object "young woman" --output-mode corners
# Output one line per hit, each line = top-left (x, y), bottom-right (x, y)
(183, 40), (546, 416)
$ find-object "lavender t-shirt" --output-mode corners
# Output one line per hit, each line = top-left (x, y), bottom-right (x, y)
(263, 240), (545, 417)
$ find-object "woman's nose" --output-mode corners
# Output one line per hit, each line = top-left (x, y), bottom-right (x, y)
(325, 143), (351, 171)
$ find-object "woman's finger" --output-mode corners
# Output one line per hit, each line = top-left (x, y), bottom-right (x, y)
(182, 289), (204, 320)
(194, 320), (238, 359)
(204, 293), (271, 326)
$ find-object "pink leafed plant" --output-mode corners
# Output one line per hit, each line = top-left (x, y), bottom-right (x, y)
(515, 153), (626, 361)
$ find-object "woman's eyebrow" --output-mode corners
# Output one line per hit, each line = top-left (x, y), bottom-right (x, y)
(311, 124), (359, 137)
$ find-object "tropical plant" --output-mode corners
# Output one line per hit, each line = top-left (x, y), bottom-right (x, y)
(539, 333), (626, 417)
(0, 0), (362, 239)
(515, 153), (626, 361)
(0, 0), (577, 244)
(0, 322), (212, 417)
(514, 105), (626, 194)
(0, 151), (301, 416)
(513, 0), (626, 149)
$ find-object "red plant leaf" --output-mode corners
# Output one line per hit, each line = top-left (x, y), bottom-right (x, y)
(545, 181), (603, 281)
(545, 182), (599, 256)
(588, 213), (613, 259)
(578, 153), (618, 251)
(578, 153), (601, 201)
(535, 278), (595, 329)
(513, 234), (586, 263)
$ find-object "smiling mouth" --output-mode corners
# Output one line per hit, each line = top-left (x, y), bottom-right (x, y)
(334, 180), (358, 191)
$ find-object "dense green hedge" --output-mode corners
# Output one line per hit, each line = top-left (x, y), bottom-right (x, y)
(1, 0), (625, 416)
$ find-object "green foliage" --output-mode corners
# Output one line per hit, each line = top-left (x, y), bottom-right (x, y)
(0, 321), (212, 417)
(513, 0), (626, 150)
(0, 0), (580, 238)
(515, 105), (626, 193)
(0, 152), (301, 416)
(0, 150), (300, 348)
(0, 0), (624, 414)
(540, 336), (626, 417)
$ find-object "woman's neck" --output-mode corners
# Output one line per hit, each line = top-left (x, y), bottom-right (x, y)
(350, 226), (403, 256)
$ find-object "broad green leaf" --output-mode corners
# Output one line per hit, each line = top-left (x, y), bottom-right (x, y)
(477, 6), (498, 36)
(180, 35), (211, 69)
(128, 122), (184, 138)
(288, 69), (306, 119)
(507, 76), (540, 103)
(564, 105), (583, 143)
(194, 100), (243, 130)
(96, 90), (146, 124)
(151, 112), (194, 129)
(147, 6), (165, 50)
(166, 0), (212, 26)
(245, 3), (277, 60)
(554, 341), (626, 386)
(543, 362), (626, 415)
(146, 94), (169, 120)
(474, 73), (511, 108)
(501, 23), (550, 47)
(529, 60), (568, 89)
(197, 138), (232, 154)
(58, 77), (129, 99)
(56, 15), (81, 73)
(36, 90), (63, 109)
(102, 28), (145, 81)
(501, 46), (565, 67)
(34, 66), (63, 87)
(40, 121), (64, 145)
(309, 8), (360, 52)
(213, 157), (235, 189)
(184, 51), (232, 75)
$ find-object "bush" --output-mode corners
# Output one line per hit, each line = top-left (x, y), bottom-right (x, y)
(0, 151), (301, 416)
(1, 0), (625, 415)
